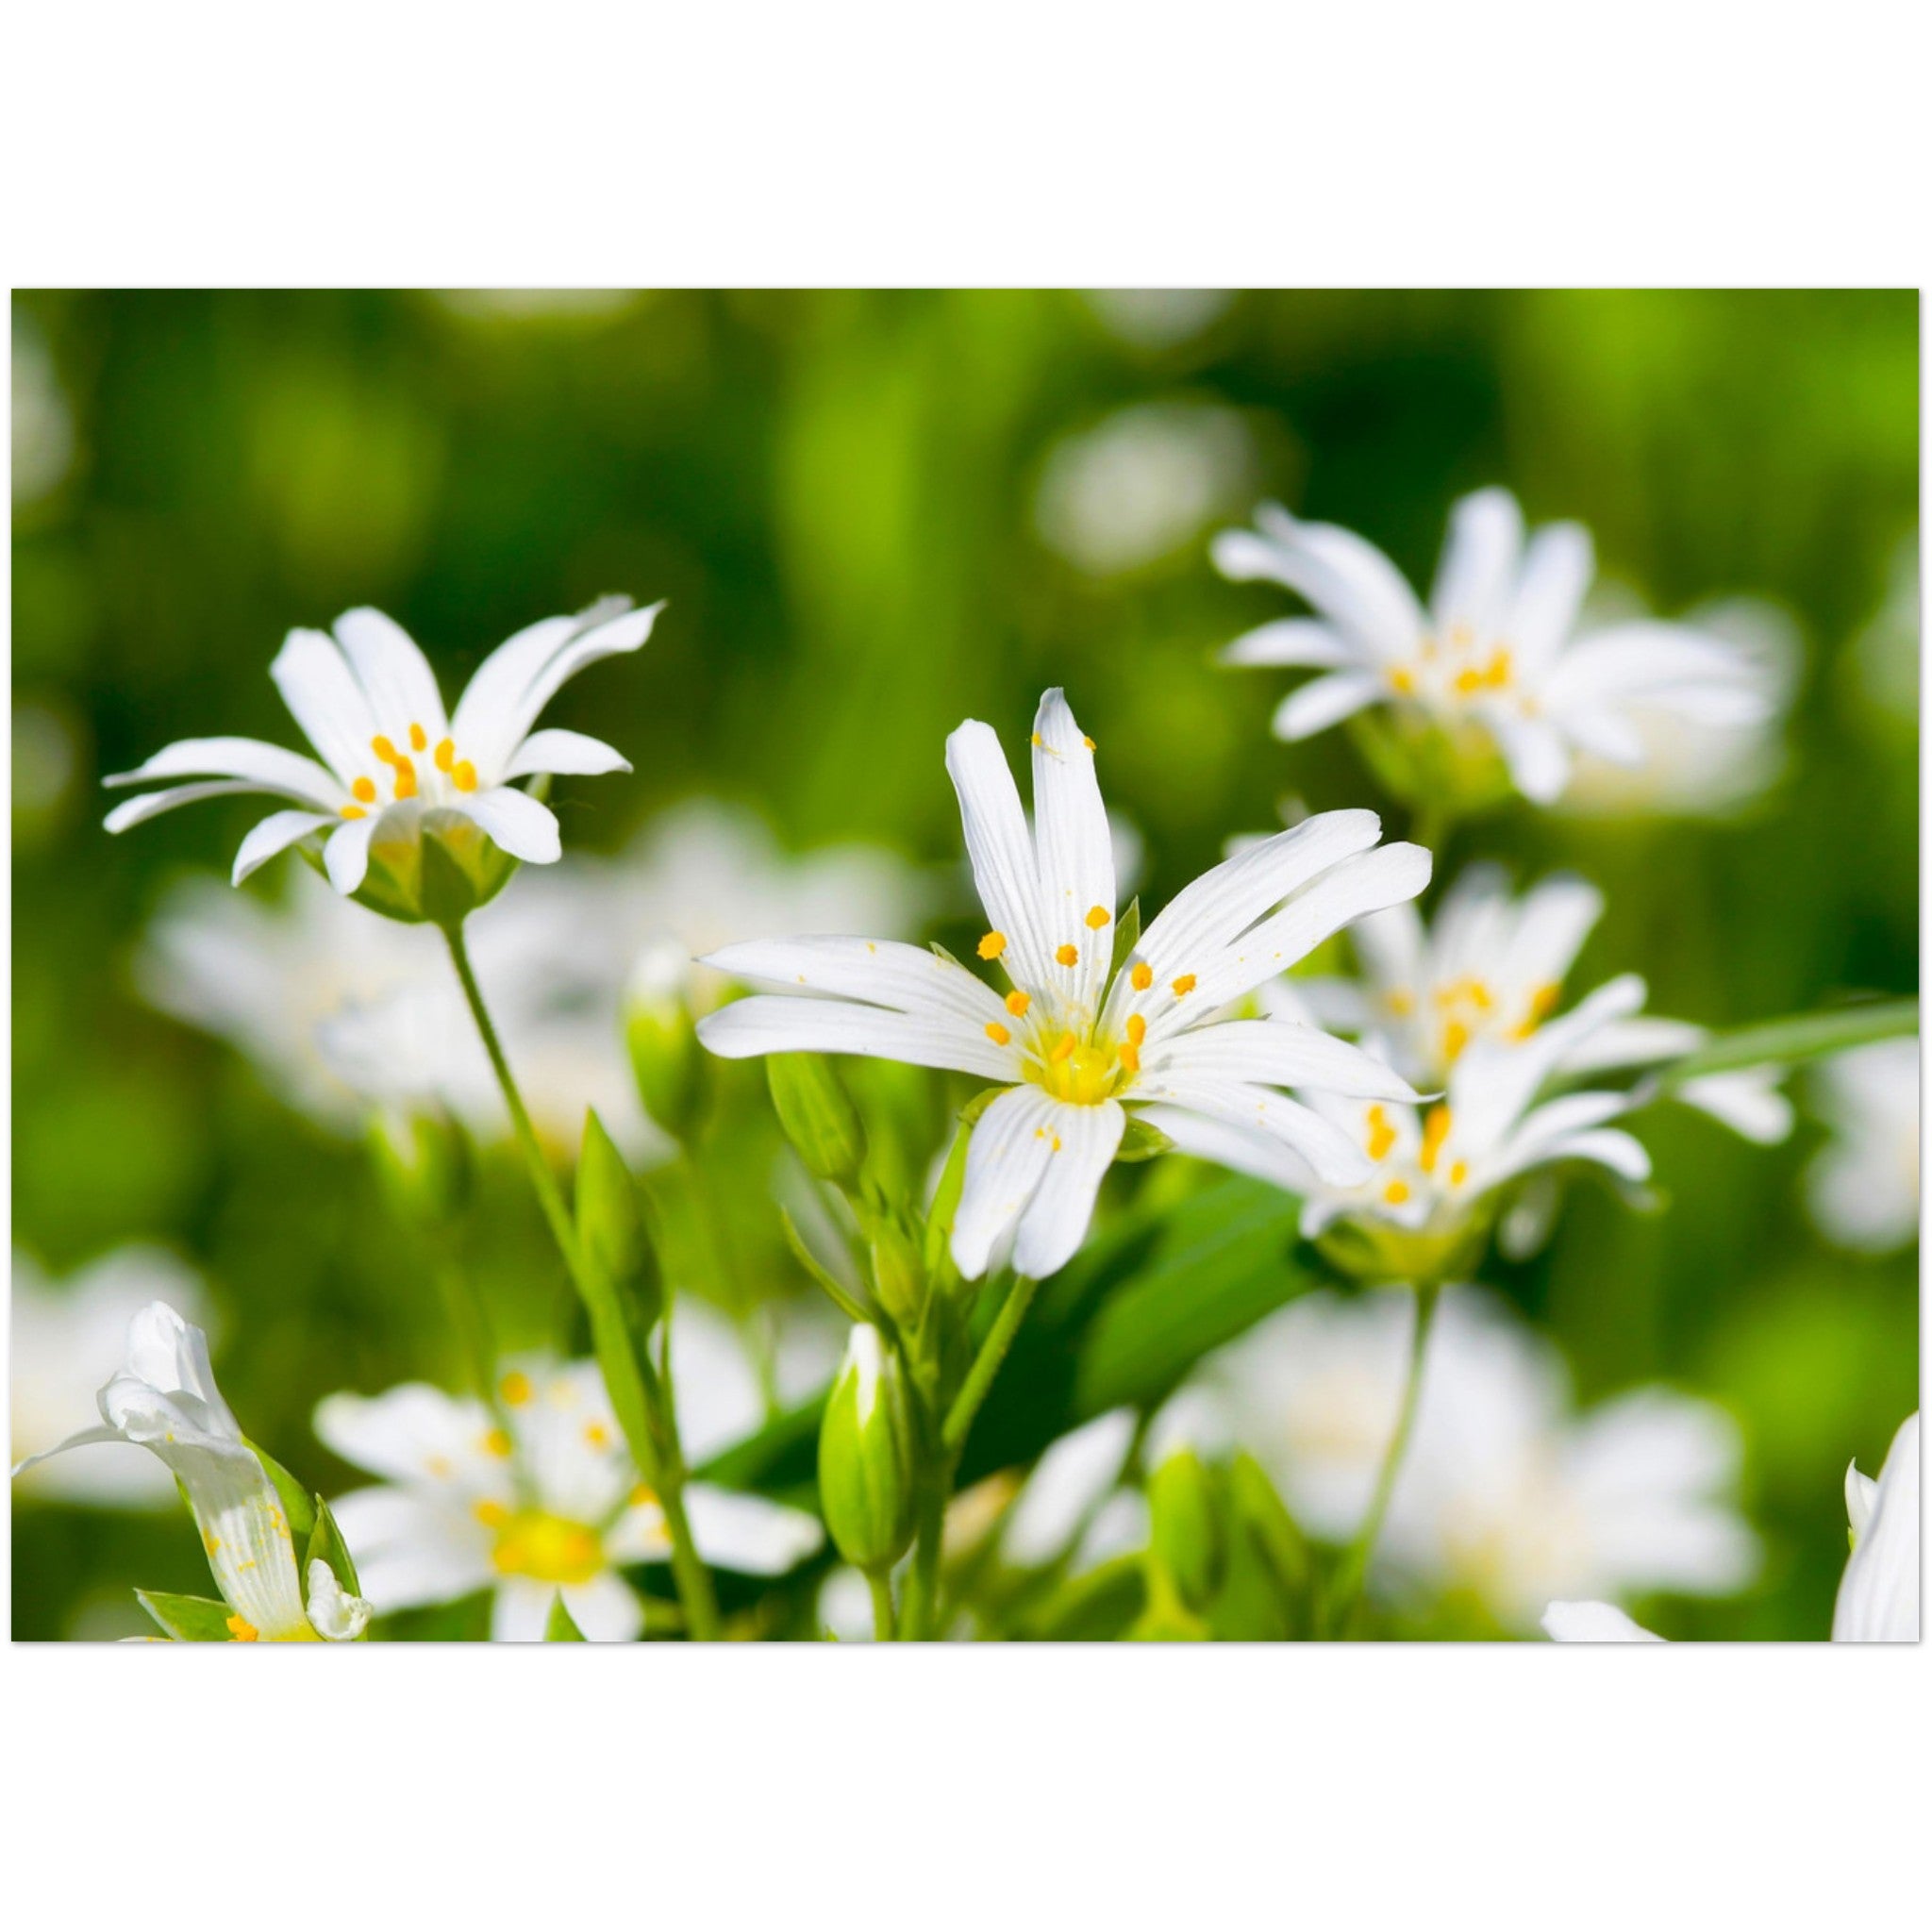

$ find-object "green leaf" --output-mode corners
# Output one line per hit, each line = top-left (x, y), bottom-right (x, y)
(136, 1589), (240, 1642)
(307, 1493), (362, 1600)
(779, 1205), (872, 1324)
(577, 1108), (664, 1335)
(1108, 896), (1142, 982)
(249, 1443), (318, 1542)
(1650, 998), (1917, 1090)
(545, 1594), (587, 1641)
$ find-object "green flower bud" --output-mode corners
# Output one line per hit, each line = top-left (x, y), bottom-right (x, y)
(366, 1107), (471, 1226)
(818, 1325), (916, 1574)
(575, 1108), (665, 1339)
(867, 1219), (925, 1330)
(625, 940), (708, 1141)
(1313, 1208), (1489, 1292)
(768, 1053), (866, 1191)
(303, 802), (526, 927)
(1147, 1447), (1226, 1614)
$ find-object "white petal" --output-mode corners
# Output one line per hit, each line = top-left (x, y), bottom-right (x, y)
(500, 728), (632, 779)
(491, 1575), (557, 1642)
(1429, 488), (1524, 637)
(1676, 1070), (1794, 1144)
(1489, 711), (1572, 803)
(1011, 1098), (1125, 1279)
(1151, 1021), (1420, 1102)
(1272, 671), (1384, 741)
(1833, 1413), (1919, 1641)
(1217, 507), (1425, 662)
(1219, 618), (1354, 669)
(1505, 520), (1593, 671)
(1131, 1073), (1370, 1187)
(332, 608), (448, 740)
(448, 611), (583, 758)
(104, 735), (344, 808)
(313, 1384), (493, 1488)
(231, 808), (337, 884)
(105, 779), (276, 834)
(683, 1485), (825, 1574)
(952, 1085), (1062, 1279)
(944, 718), (1053, 991)
(560, 1572), (645, 1641)
(271, 627), (381, 787)
(1031, 690), (1115, 1014)
(1541, 1600), (1664, 1642)
(305, 1558), (374, 1641)
(1132, 1103), (1315, 1191)
(459, 785), (563, 865)
(697, 994), (1016, 1082)
(1508, 874), (1605, 991)
(702, 935), (1012, 1035)
(326, 1487), (496, 1611)
(323, 812), (379, 893)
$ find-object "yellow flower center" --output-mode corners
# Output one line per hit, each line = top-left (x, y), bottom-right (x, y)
(1032, 1030), (1130, 1107)
(490, 1509), (605, 1585)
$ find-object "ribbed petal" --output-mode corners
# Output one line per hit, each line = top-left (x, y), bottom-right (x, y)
(1676, 1070), (1794, 1144)
(697, 994), (1018, 1081)
(325, 1487), (497, 1611)
(683, 1486), (826, 1574)
(1131, 1073), (1371, 1187)
(449, 612), (582, 759)
(323, 812), (380, 894)
(1834, 1413), (1919, 1641)
(1011, 1097), (1125, 1278)
(702, 936), (1012, 1034)
(1215, 507), (1424, 662)
(1429, 488), (1524, 638)
(103, 735), (344, 808)
(945, 718), (1053, 991)
(1507, 874), (1605, 991)
(491, 1576), (556, 1641)
(231, 808), (337, 884)
(460, 785), (563, 865)
(313, 1383), (495, 1489)
(1505, 521), (1593, 673)
(1219, 618), (1354, 669)
(333, 608), (449, 740)
(1150, 1021), (1420, 1101)
(953, 1085), (1062, 1279)
(1271, 672), (1383, 741)
(1488, 710), (1572, 803)
(559, 1572), (646, 1641)
(1031, 691), (1115, 1014)
(1133, 1103), (1316, 1192)
(104, 779), (275, 834)
(271, 627), (382, 789)
(501, 728), (632, 779)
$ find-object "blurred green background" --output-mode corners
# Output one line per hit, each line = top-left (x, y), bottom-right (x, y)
(10, 290), (1918, 1639)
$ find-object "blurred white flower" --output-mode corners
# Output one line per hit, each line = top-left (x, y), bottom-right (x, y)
(317, 1302), (824, 1641)
(1546, 1409), (1917, 1642)
(105, 598), (657, 897)
(10, 1247), (210, 1507)
(1849, 536), (1919, 725)
(1187, 1287), (1757, 1631)
(12, 312), (75, 506)
(430, 289), (643, 326)
(999, 1408), (1147, 1571)
(1084, 290), (1233, 353)
(1036, 402), (1255, 576)
(13, 1301), (369, 1641)
(1284, 862), (1792, 1146)
(1214, 488), (1774, 806)
(1806, 1038), (1919, 1253)
(1558, 597), (1799, 819)
(700, 690), (1428, 1280)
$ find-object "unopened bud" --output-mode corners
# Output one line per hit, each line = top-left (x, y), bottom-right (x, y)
(575, 1108), (665, 1338)
(1147, 1447), (1225, 1614)
(625, 940), (708, 1141)
(868, 1220), (925, 1330)
(366, 1107), (470, 1226)
(818, 1325), (916, 1574)
(768, 1053), (866, 1191)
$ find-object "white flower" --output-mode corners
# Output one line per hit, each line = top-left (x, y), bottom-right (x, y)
(1285, 863), (1793, 1146)
(1213, 488), (1772, 806)
(697, 689), (1430, 1279)
(1546, 1409), (1917, 1642)
(1186, 1287), (1756, 1631)
(1806, 1038), (1920, 1254)
(104, 598), (658, 897)
(138, 868), (650, 1155)
(11, 1302), (370, 1641)
(316, 1304), (825, 1641)
(10, 1247), (212, 1507)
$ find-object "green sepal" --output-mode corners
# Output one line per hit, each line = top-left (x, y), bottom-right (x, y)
(545, 1594), (588, 1641)
(249, 1443), (319, 1543)
(576, 1108), (665, 1338)
(307, 1493), (363, 1603)
(1114, 1115), (1173, 1164)
(767, 1053), (867, 1190)
(923, 1121), (973, 1287)
(136, 1589), (241, 1642)
(957, 1085), (1005, 1128)
(1146, 1448), (1226, 1614)
(1108, 896), (1142, 983)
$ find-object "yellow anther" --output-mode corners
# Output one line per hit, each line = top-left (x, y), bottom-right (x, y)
(351, 774), (378, 803)
(1056, 943), (1079, 968)
(1125, 1013), (1146, 1045)
(1171, 974), (1197, 997)
(1082, 735), (1096, 751)
(225, 1614), (259, 1642)
(1467, 979), (1494, 1012)
(1130, 960), (1154, 991)
(452, 759), (478, 791)
(1051, 1134), (1062, 1152)
(392, 757), (418, 800)
(339, 805), (367, 820)
(1031, 732), (1043, 747)
(1443, 1019), (1471, 1063)
(408, 722), (428, 752)
(434, 737), (457, 773)
(1419, 1105), (1453, 1175)
(1448, 1159), (1470, 1188)
(1006, 990), (1030, 1017)
(1085, 905), (1110, 930)
(500, 1370), (533, 1406)
(1049, 1036), (1076, 1064)
(628, 1482), (658, 1509)
(475, 1499), (509, 1526)
(1365, 1104), (1397, 1162)
(1389, 665), (1417, 695)
(482, 1428), (513, 1458)
(985, 1021), (1011, 1045)
(1454, 666), (1486, 695)
(1387, 989), (1416, 1017)
(1483, 648), (1512, 688)
(1514, 982), (1561, 1039)
(584, 1423), (611, 1449)
(371, 735), (399, 765)
(977, 930), (1008, 960)
(1383, 1179), (1411, 1207)
(1117, 1041), (1140, 1074)
(203, 1532), (222, 1557)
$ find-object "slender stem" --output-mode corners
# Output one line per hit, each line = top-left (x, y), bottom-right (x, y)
(443, 921), (721, 1641)
(1326, 1282), (1440, 1636)
(899, 1468), (947, 1641)
(867, 1570), (898, 1643)
(942, 1274), (1039, 1457)
(1411, 796), (1452, 861)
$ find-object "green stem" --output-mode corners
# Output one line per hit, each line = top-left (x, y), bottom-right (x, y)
(942, 1274), (1039, 1457)
(443, 921), (721, 1641)
(867, 1569), (898, 1642)
(900, 1469), (948, 1642)
(1325, 1282), (1440, 1636)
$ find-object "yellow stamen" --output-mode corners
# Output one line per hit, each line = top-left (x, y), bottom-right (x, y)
(392, 757), (418, 800)
(1387, 989), (1416, 1016)
(1442, 1019), (1471, 1062)
(1483, 648), (1512, 688)
(203, 1532), (222, 1557)
(225, 1614), (258, 1642)
(629, 1482), (658, 1509)
(339, 804), (367, 820)
(1031, 732), (1043, 747)
(1448, 1159), (1470, 1188)
(1454, 666), (1485, 695)
(584, 1423), (611, 1449)
(408, 722), (428, 752)
(490, 1510), (603, 1585)
(1084, 905), (1110, 930)
(1171, 974), (1197, 997)
(1365, 1104), (1397, 1162)
(351, 774), (378, 804)
(1514, 982), (1561, 1040)
(1389, 665), (1417, 695)
(1056, 943), (1079, 967)
(500, 1370), (533, 1406)
(1081, 734), (1095, 751)
(986, 1021), (1011, 1045)
(1005, 990), (1030, 1017)
(475, 1499), (509, 1526)
(1117, 1041), (1140, 1074)
(1125, 1013), (1146, 1045)
(1419, 1105), (1453, 1175)
(370, 735), (399, 765)
(1130, 961), (1154, 991)
(482, 1428), (513, 1458)
(452, 759), (478, 791)
(1049, 1036), (1076, 1064)
(434, 737), (457, 773)
(1383, 1179), (1411, 1206)
(977, 930), (1008, 960)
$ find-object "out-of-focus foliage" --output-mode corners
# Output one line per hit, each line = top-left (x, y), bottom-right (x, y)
(10, 290), (1917, 1640)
